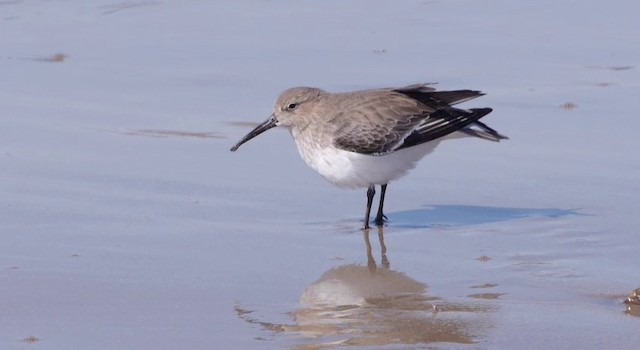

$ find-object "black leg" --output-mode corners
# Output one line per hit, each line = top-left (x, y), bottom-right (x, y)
(362, 185), (375, 229)
(374, 183), (388, 226)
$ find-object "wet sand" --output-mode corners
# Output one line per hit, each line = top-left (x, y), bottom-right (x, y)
(1, 0), (640, 349)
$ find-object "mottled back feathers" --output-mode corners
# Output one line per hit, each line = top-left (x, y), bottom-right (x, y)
(329, 84), (504, 155)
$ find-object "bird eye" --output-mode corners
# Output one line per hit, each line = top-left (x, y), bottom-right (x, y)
(287, 103), (298, 110)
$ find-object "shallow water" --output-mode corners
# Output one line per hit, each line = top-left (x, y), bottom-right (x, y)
(1, 0), (640, 349)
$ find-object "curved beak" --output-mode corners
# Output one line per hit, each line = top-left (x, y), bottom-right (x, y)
(230, 114), (278, 152)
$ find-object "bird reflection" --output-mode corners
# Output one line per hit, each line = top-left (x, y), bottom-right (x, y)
(364, 226), (389, 273)
(236, 226), (493, 348)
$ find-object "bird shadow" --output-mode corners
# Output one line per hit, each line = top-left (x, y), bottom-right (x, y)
(388, 205), (582, 229)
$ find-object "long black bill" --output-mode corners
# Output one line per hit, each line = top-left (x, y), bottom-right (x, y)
(229, 114), (278, 152)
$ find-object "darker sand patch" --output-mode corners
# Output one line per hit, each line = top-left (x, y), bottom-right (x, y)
(117, 129), (222, 139)
(0, 0), (21, 6)
(470, 283), (498, 289)
(476, 255), (492, 262)
(587, 65), (634, 71)
(20, 336), (40, 344)
(1, 53), (68, 62)
(224, 120), (261, 128)
(100, 1), (162, 15)
(468, 293), (506, 300)
(33, 53), (67, 63)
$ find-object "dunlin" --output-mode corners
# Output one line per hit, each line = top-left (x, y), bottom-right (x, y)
(230, 83), (507, 229)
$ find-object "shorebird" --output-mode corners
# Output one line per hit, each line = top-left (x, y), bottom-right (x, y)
(230, 83), (507, 229)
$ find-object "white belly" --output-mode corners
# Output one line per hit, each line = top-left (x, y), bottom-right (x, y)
(295, 141), (441, 189)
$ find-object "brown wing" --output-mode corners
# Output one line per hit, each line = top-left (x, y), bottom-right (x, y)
(331, 88), (496, 155)
(330, 90), (432, 155)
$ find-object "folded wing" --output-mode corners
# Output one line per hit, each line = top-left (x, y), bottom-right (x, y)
(332, 84), (505, 155)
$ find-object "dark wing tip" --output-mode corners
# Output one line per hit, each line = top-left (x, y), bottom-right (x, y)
(468, 117), (509, 141)
(395, 88), (486, 108)
(472, 107), (493, 117)
(397, 107), (496, 149)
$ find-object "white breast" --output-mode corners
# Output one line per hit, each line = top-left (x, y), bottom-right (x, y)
(294, 139), (441, 189)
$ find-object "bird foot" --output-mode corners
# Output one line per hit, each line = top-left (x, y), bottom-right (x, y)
(374, 214), (388, 226)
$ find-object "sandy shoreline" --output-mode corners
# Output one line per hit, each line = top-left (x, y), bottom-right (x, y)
(2, 0), (639, 349)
